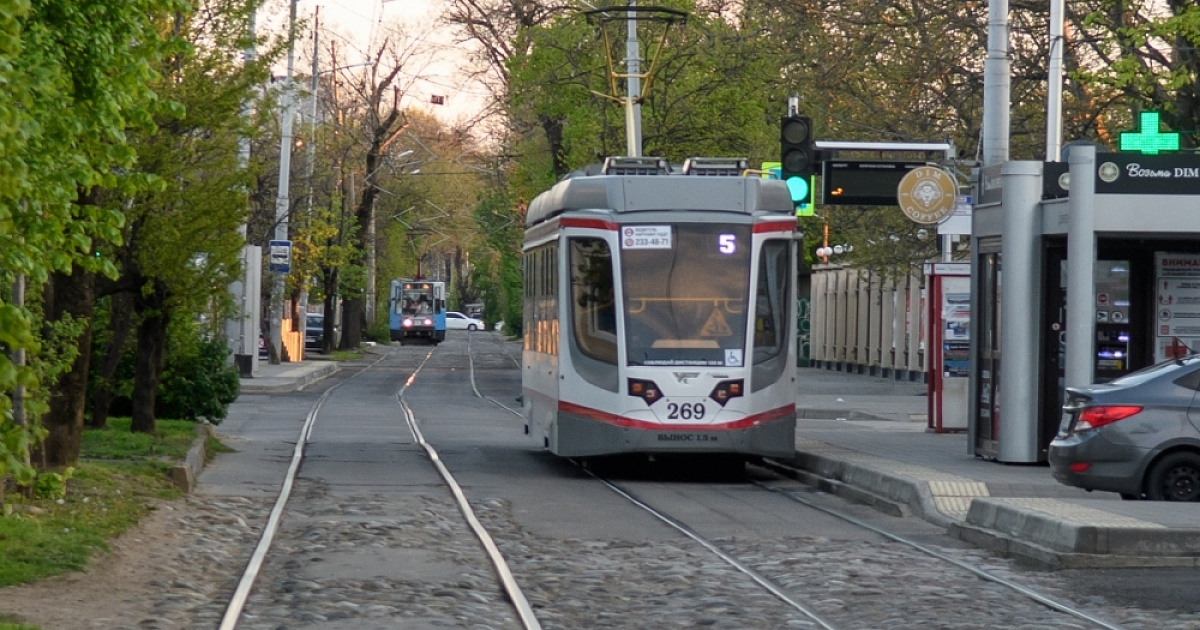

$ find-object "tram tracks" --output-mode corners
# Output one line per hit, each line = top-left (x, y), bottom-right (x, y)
(217, 337), (1132, 630)
(217, 345), (538, 630)
(463, 335), (1131, 630)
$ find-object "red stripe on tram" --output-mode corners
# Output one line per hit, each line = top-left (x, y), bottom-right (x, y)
(559, 401), (795, 431)
(754, 221), (797, 233)
(561, 217), (619, 231)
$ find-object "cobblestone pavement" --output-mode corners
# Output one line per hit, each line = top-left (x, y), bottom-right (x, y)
(18, 484), (1197, 630)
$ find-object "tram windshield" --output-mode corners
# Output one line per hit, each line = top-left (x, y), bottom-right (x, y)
(621, 224), (750, 366)
(399, 286), (435, 316)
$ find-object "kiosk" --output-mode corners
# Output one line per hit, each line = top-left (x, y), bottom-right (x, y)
(969, 144), (1200, 463)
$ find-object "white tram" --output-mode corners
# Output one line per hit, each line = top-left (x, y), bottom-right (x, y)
(522, 156), (800, 460)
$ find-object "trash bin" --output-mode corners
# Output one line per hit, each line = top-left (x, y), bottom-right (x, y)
(234, 353), (253, 377)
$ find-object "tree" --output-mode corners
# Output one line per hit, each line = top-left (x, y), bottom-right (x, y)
(1069, 0), (1200, 147)
(113, 0), (272, 435)
(3, 0), (183, 472)
(318, 31), (437, 348)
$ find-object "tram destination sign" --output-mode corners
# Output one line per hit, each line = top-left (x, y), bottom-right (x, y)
(1094, 154), (1200, 194)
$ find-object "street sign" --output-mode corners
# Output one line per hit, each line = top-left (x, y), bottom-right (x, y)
(268, 240), (292, 272)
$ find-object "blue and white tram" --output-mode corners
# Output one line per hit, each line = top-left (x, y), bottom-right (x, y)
(522, 156), (799, 460)
(390, 279), (447, 344)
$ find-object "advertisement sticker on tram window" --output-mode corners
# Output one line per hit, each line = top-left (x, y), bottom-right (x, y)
(622, 225), (672, 249)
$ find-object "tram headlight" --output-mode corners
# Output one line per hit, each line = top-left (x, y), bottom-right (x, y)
(403, 318), (414, 328)
(627, 378), (663, 405)
(709, 379), (744, 406)
(423, 318), (433, 326)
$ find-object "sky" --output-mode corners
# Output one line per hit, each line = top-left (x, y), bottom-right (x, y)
(283, 0), (489, 123)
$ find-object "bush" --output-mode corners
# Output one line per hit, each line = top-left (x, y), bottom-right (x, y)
(155, 337), (239, 423)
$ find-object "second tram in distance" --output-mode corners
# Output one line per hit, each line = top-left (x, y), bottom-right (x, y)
(522, 156), (800, 462)
(390, 279), (447, 344)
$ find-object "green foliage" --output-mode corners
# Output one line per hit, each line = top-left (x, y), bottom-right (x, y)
(156, 337), (239, 423)
(32, 467), (73, 500)
(0, 0), (184, 500)
(1073, 1), (1200, 148)
(507, 1), (779, 184)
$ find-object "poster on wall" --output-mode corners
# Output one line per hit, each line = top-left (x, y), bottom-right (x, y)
(941, 276), (971, 378)
(1155, 253), (1200, 362)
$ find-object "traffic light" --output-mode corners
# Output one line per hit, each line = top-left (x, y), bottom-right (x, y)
(780, 116), (815, 206)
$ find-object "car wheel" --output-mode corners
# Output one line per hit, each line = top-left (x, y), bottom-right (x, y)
(468, 323), (478, 331)
(1146, 452), (1200, 501)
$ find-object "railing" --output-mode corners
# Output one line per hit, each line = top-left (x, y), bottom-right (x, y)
(807, 264), (927, 381)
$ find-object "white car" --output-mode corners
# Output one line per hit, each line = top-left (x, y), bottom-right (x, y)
(445, 311), (485, 331)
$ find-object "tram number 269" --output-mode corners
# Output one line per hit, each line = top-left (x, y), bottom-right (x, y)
(667, 402), (706, 420)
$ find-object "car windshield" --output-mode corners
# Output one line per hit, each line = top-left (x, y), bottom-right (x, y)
(1107, 354), (1200, 387)
(307, 315), (322, 328)
(621, 223), (750, 367)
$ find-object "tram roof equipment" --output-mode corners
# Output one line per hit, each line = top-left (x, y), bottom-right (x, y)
(526, 156), (794, 228)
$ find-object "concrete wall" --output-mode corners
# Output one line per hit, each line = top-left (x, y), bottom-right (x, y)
(809, 265), (926, 381)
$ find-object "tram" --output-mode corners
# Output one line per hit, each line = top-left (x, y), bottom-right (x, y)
(522, 156), (800, 461)
(389, 279), (447, 344)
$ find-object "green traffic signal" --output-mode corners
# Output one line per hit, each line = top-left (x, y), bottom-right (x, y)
(786, 176), (809, 204)
(780, 115), (815, 205)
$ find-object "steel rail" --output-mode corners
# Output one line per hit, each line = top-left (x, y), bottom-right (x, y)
(592, 474), (840, 630)
(752, 469), (1127, 630)
(399, 344), (543, 630)
(218, 351), (390, 630)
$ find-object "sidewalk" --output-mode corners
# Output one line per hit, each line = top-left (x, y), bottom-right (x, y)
(236, 356), (339, 394)
(794, 366), (1200, 569)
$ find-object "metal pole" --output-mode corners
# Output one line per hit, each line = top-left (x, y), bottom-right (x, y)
(626, 1), (642, 157)
(1045, 0), (1065, 161)
(982, 0), (1010, 166)
(270, 0), (298, 363)
(226, 9), (257, 370)
(305, 9), (319, 218)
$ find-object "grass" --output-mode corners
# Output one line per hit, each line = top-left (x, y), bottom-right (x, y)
(328, 349), (365, 361)
(0, 417), (216, 590)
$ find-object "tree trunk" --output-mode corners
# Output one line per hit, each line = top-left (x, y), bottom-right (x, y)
(341, 296), (364, 350)
(38, 269), (96, 467)
(130, 288), (169, 434)
(322, 267), (338, 352)
(89, 292), (135, 429)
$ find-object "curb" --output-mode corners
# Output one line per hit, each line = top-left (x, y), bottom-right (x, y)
(792, 448), (954, 529)
(791, 445), (1200, 569)
(171, 424), (211, 493)
(238, 362), (339, 394)
(796, 407), (929, 423)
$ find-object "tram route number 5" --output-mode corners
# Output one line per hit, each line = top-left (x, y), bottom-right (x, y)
(667, 401), (706, 420)
(719, 234), (737, 254)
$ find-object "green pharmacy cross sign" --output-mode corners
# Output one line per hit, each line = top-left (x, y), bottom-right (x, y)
(1119, 111), (1180, 155)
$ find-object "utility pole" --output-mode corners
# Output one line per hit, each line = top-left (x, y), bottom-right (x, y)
(270, 0), (299, 363)
(226, 9), (261, 376)
(626, 1), (642, 157)
(982, 0), (1010, 166)
(1046, 0), (1065, 161)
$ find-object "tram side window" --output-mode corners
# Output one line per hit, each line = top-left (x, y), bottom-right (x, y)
(753, 240), (790, 364)
(569, 237), (618, 364)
